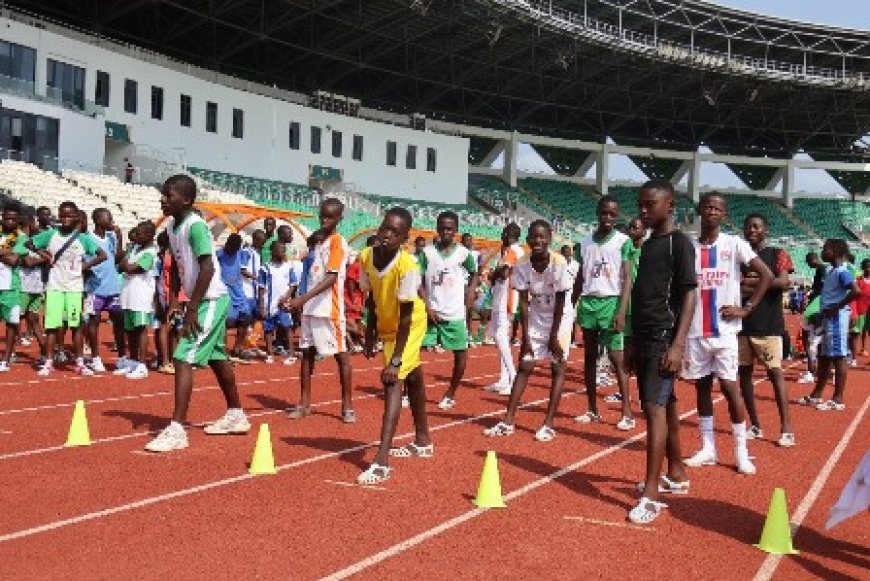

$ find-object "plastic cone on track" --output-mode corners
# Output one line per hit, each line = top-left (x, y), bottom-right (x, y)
(472, 451), (506, 508)
(249, 424), (277, 475)
(64, 400), (91, 447)
(755, 488), (799, 555)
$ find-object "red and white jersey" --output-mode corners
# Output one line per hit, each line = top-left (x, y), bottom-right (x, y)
(690, 232), (756, 338)
(302, 232), (348, 322)
(491, 243), (525, 316)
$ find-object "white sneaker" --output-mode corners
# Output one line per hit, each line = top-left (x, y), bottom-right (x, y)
(438, 397), (456, 410)
(113, 357), (134, 375)
(145, 424), (189, 452)
(736, 454), (757, 475)
(283, 356), (297, 366)
(684, 448), (717, 467)
(76, 363), (95, 377)
(401, 395), (410, 408)
(203, 411), (251, 435)
(126, 364), (149, 380)
(797, 372), (815, 384)
(0, 361), (9, 373)
(849, 359), (858, 368)
(89, 357), (107, 373)
(616, 416), (636, 431)
(485, 382), (509, 393)
(37, 364), (54, 377)
(497, 384), (513, 396)
(265, 356), (274, 364)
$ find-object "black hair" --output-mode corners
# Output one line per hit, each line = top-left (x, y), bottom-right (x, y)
(806, 251), (818, 260)
(504, 222), (521, 240)
(861, 258), (870, 269)
(137, 220), (157, 237)
(639, 179), (674, 198)
(58, 201), (79, 213)
(824, 238), (849, 259)
(414, 235), (426, 243)
(162, 174), (197, 202)
(628, 217), (644, 227)
(91, 207), (110, 221)
(157, 230), (169, 247)
(277, 224), (292, 235)
(847, 251), (856, 263)
(527, 219), (552, 234)
(251, 229), (266, 239)
(386, 206), (413, 230)
(307, 229), (326, 247)
(597, 194), (619, 211)
(2, 200), (21, 214)
(36, 206), (50, 214)
(225, 232), (242, 247)
(263, 216), (276, 225)
(321, 197), (345, 215)
(744, 213), (767, 227)
(437, 210), (459, 225)
(698, 191), (726, 210)
(461, 232), (472, 239)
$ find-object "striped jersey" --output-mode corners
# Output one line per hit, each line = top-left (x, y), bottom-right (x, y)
(689, 232), (756, 338)
(301, 232), (348, 321)
(491, 243), (525, 315)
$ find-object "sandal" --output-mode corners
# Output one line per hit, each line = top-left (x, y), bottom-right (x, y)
(389, 441), (434, 458)
(534, 425), (556, 442)
(574, 411), (602, 424)
(483, 421), (515, 437)
(636, 475), (691, 495)
(341, 409), (357, 424)
(815, 400), (846, 411)
(438, 397), (456, 410)
(356, 463), (392, 485)
(795, 395), (822, 406)
(628, 497), (668, 524)
(287, 406), (311, 420)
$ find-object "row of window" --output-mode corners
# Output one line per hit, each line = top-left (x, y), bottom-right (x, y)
(288, 123), (436, 171)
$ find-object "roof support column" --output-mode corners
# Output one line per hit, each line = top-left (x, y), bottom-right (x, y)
(480, 141), (506, 168)
(574, 151), (597, 178)
(782, 160), (795, 209)
(502, 131), (519, 188)
(595, 144), (609, 197)
(687, 151), (701, 204)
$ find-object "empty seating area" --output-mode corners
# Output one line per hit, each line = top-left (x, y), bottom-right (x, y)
(519, 178), (599, 226)
(360, 192), (504, 240)
(721, 194), (802, 239)
(62, 170), (162, 227)
(793, 198), (870, 241)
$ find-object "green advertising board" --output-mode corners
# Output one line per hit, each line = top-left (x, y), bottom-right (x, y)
(105, 121), (130, 143)
(310, 165), (342, 181)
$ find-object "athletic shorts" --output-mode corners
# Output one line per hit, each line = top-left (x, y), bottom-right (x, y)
(578, 296), (624, 350)
(382, 319), (426, 380)
(263, 310), (292, 333)
(851, 314), (865, 335)
(124, 310), (154, 331)
(173, 296), (229, 366)
(19, 292), (42, 314)
(682, 335), (739, 381)
(228, 300), (252, 326)
(423, 319), (468, 351)
(521, 317), (573, 363)
(821, 310), (850, 359)
(44, 290), (83, 329)
(633, 333), (677, 407)
(300, 315), (346, 356)
(738, 335), (782, 370)
(84, 294), (121, 315)
(0, 289), (21, 324)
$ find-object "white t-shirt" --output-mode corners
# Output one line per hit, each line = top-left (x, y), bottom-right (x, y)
(258, 262), (297, 316)
(420, 244), (478, 321)
(512, 252), (573, 340)
(19, 250), (45, 294)
(565, 257), (580, 290)
(121, 245), (157, 313)
(689, 232), (756, 338)
(242, 247), (261, 300)
(578, 230), (631, 297)
(491, 243), (525, 316)
(301, 232), (348, 319)
(165, 213), (226, 300)
(30, 229), (101, 292)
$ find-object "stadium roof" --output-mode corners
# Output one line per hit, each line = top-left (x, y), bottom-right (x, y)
(10, 0), (870, 160)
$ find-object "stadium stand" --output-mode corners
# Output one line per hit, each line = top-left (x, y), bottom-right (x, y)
(793, 198), (870, 241)
(518, 178), (599, 226)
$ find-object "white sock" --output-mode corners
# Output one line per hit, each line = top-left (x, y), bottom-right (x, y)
(494, 328), (515, 386)
(732, 422), (749, 459)
(227, 407), (245, 418)
(169, 420), (185, 432)
(699, 416), (716, 453)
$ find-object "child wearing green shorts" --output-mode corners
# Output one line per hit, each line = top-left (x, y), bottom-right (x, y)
(0, 202), (29, 371)
(116, 221), (158, 380)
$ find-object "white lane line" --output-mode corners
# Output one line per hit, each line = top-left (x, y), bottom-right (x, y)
(562, 515), (656, 532)
(753, 393), (870, 581)
(0, 371), (500, 462)
(319, 366), (795, 581)
(0, 384), (564, 544)
(323, 479), (391, 492)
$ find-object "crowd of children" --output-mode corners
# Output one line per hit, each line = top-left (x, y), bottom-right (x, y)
(0, 175), (865, 524)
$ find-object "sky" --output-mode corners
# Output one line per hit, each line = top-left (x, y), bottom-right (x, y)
(514, 1), (870, 194)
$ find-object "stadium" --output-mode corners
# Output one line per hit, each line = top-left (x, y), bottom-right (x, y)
(0, 1), (868, 579)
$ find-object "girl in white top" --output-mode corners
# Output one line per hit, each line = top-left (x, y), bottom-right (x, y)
(486, 223), (525, 393)
(118, 221), (158, 380)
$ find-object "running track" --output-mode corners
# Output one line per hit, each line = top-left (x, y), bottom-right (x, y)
(0, 322), (867, 580)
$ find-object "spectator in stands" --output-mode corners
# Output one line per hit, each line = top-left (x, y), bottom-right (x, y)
(260, 217), (278, 264)
(145, 175), (249, 453)
(486, 222), (524, 395)
(258, 241), (296, 365)
(737, 214), (795, 448)
(124, 159), (135, 184)
(84, 208), (125, 373)
(0, 202), (28, 372)
(217, 233), (253, 363)
(27, 201), (107, 377)
(419, 211), (478, 410)
(117, 221), (157, 380)
(287, 198), (355, 423)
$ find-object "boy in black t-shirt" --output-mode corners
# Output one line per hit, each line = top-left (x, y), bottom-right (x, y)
(628, 180), (697, 525)
(738, 214), (795, 448)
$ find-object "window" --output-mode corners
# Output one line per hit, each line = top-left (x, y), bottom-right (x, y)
(94, 71), (110, 107)
(352, 135), (363, 161)
(47, 59), (86, 109)
(406, 145), (417, 169)
(311, 126), (321, 154)
(232, 108), (244, 139)
(426, 147), (437, 172)
(151, 86), (163, 120)
(289, 121), (301, 150)
(123, 79), (137, 113)
(332, 130), (342, 157)
(0, 41), (36, 87)
(180, 94), (191, 127)
(386, 141), (397, 166)
(206, 101), (218, 133)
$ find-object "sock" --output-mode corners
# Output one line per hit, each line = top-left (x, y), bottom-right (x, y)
(732, 422), (749, 460)
(227, 407), (245, 418)
(699, 416), (716, 453)
(169, 420), (185, 432)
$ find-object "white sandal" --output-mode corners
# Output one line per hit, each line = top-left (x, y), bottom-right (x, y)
(356, 463), (392, 485)
(389, 442), (434, 458)
(483, 421), (515, 437)
(438, 397), (456, 410)
(628, 497), (668, 524)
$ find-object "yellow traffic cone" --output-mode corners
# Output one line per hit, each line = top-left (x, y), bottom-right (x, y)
(64, 400), (91, 447)
(755, 488), (799, 555)
(472, 451), (506, 508)
(249, 423), (277, 475)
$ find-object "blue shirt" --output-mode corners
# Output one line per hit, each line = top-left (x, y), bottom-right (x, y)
(299, 250), (315, 295)
(217, 248), (247, 307)
(821, 265), (854, 310)
(85, 231), (121, 296)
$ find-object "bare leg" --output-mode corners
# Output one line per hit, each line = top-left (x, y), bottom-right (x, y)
(503, 359), (535, 425)
(641, 403), (667, 502)
(72, 325), (85, 360)
(442, 349), (467, 400)
(609, 348), (632, 419)
(3, 322), (18, 364)
(372, 379), (404, 467)
(210, 359), (242, 409)
(808, 356), (832, 400)
(664, 400), (687, 482)
(171, 360), (195, 423)
(768, 367), (793, 434)
(541, 360), (566, 428)
(718, 378), (746, 424)
(298, 347), (316, 410)
(831, 357), (848, 404)
(738, 365), (760, 429)
(335, 351), (353, 412)
(582, 329), (599, 414)
(110, 310), (126, 357)
(695, 375), (715, 417)
(405, 366), (430, 446)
